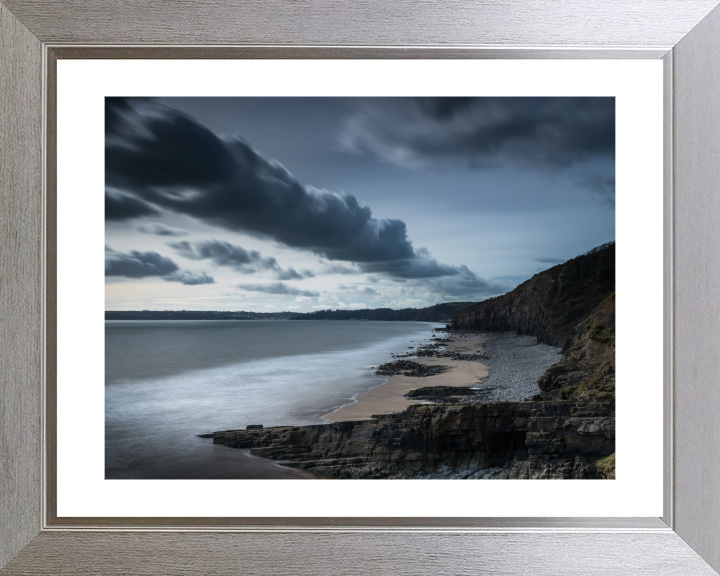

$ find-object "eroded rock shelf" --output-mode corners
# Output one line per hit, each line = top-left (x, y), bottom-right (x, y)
(200, 400), (614, 479)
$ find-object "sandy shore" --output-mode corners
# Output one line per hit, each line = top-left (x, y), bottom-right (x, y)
(326, 333), (488, 422)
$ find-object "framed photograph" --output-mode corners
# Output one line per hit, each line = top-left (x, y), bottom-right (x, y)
(2, 1), (720, 574)
(68, 64), (645, 516)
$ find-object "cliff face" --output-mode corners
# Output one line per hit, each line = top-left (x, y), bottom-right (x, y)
(201, 400), (615, 480)
(537, 292), (615, 402)
(452, 242), (615, 347)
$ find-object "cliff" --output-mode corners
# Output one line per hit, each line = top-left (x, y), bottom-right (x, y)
(452, 242), (615, 347)
(537, 292), (615, 403)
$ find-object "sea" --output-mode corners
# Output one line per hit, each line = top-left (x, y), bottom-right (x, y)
(105, 319), (442, 479)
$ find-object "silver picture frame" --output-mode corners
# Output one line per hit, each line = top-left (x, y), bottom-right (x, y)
(2, 1), (720, 573)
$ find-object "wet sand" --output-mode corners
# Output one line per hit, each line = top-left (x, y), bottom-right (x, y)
(326, 333), (488, 422)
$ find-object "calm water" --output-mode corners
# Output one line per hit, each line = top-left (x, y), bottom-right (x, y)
(105, 320), (440, 479)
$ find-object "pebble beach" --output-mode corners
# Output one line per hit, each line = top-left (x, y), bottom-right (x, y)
(469, 332), (562, 403)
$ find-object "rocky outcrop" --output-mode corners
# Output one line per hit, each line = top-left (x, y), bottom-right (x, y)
(404, 386), (483, 403)
(375, 360), (449, 377)
(200, 400), (614, 479)
(452, 242), (615, 347)
(417, 349), (489, 361)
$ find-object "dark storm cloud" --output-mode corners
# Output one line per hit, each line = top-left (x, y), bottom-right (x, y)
(164, 270), (215, 285)
(106, 189), (161, 221)
(171, 239), (278, 271)
(169, 239), (313, 280)
(105, 246), (214, 285)
(357, 248), (460, 279)
(275, 268), (315, 280)
(235, 282), (320, 297)
(415, 97), (476, 120)
(104, 98), (462, 280)
(105, 246), (179, 278)
(340, 97), (615, 171)
(137, 222), (190, 237)
(105, 97), (236, 191)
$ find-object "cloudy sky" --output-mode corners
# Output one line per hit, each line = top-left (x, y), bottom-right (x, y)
(105, 97), (615, 312)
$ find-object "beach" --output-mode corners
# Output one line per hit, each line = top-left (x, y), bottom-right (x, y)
(326, 331), (562, 422)
(326, 333), (489, 422)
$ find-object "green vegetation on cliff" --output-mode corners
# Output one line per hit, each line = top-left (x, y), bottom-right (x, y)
(537, 283), (615, 404)
(595, 453), (616, 479)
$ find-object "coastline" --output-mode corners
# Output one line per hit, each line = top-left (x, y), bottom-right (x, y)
(201, 326), (615, 479)
(325, 332), (489, 422)
(197, 244), (615, 479)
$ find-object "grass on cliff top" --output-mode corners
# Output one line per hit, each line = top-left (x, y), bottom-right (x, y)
(595, 453), (616, 479)
(589, 323), (615, 345)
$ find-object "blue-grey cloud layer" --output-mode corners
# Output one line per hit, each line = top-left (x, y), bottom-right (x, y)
(236, 282), (320, 297)
(137, 222), (189, 237)
(105, 246), (214, 285)
(341, 97), (615, 170)
(105, 98), (477, 280)
(106, 189), (161, 221)
(170, 239), (312, 280)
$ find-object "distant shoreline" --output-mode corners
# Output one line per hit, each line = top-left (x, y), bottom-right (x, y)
(104, 302), (472, 323)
